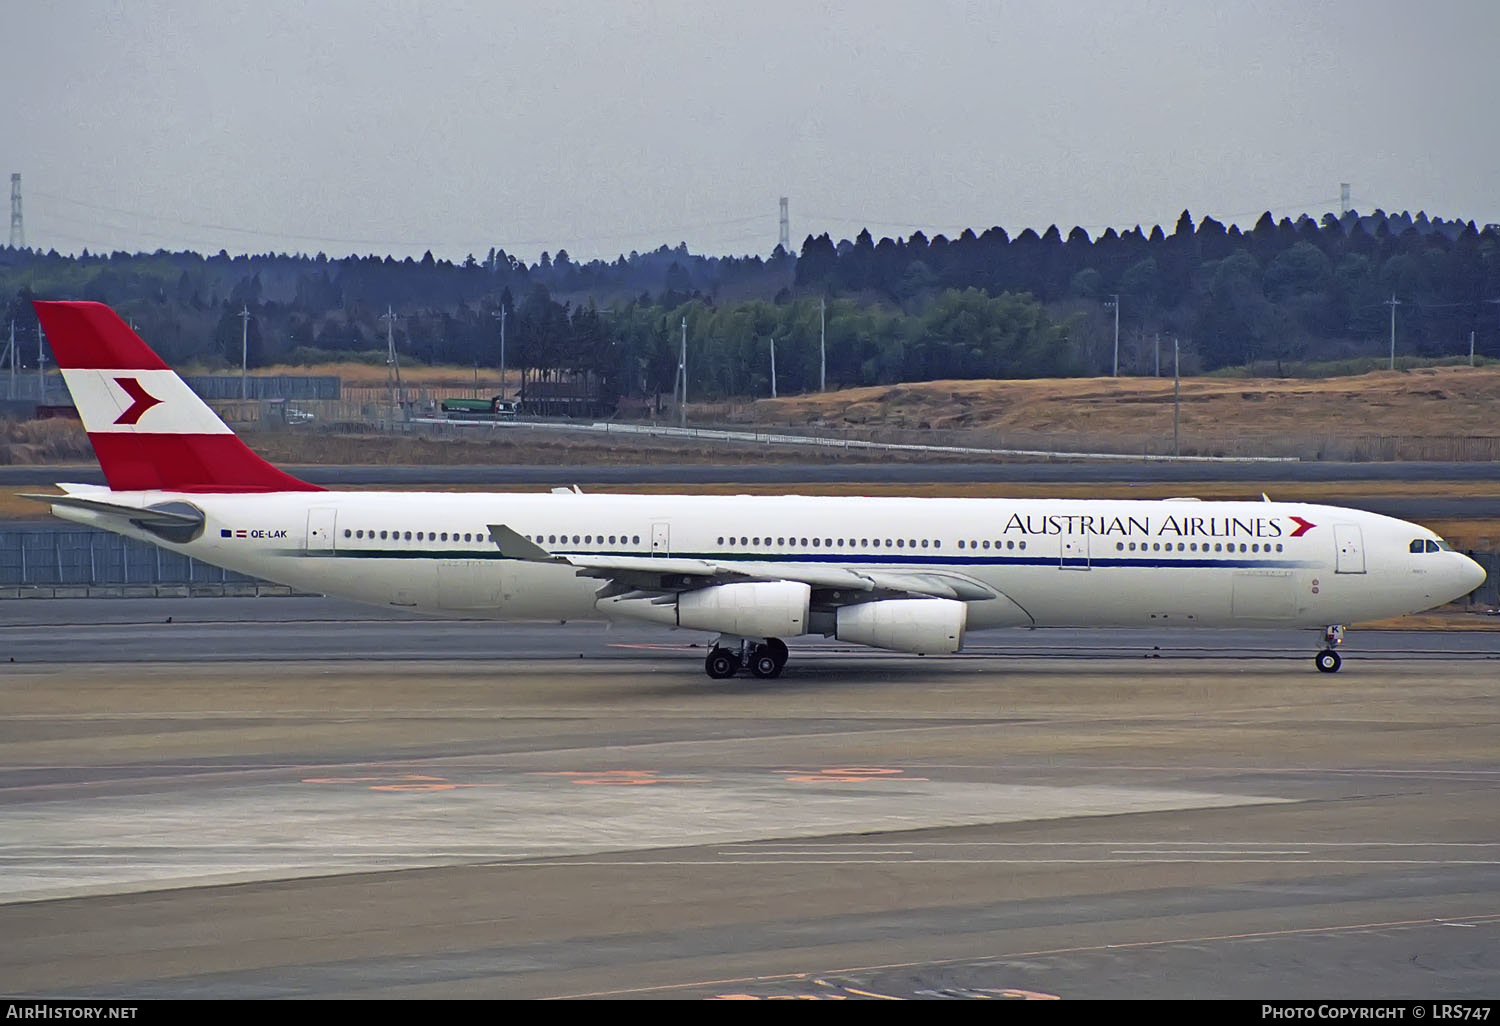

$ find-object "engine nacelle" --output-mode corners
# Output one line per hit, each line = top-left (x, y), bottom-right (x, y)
(678, 580), (811, 638)
(835, 598), (966, 654)
(598, 580), (811, 638)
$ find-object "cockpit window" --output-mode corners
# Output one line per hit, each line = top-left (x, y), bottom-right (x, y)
(1410, 539), (1425, 554)
(1432, 539), (1453, 552)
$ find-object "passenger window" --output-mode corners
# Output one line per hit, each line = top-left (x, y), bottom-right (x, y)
(379, 530), (388, 540)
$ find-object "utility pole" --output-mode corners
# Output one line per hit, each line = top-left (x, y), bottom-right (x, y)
(382, 306), (404, 411)
(769, 337), (778, 398)
(493, 306), (507, 398)
(6, 321), (14, 400)
(238, 306), (251, 400)
(8, 174), (21, 249)
(1173, 337), (1181, 457)
(1471, 330), (1477, 368)
(1154, 332), (1160, 377)
(678, 316), (687, 428)
(1106, 295), (1120, 376)
(1386, 294), (1400, 370)
(37, 324), (45, 404)
(819, 296), (826, 392)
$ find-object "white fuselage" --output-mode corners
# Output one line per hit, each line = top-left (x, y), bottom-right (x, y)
(51, 489), (1482, 633)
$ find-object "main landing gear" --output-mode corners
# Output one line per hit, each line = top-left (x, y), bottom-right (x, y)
(1315, 624), (1345, 673)
(704, 637), (790, 679)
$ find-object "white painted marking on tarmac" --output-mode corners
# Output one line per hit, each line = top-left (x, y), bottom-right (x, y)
(503, 857), (1500, 867)
(1111, 848), (1312, 855)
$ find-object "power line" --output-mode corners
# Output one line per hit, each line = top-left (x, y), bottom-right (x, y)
(29, 188), (770, 254)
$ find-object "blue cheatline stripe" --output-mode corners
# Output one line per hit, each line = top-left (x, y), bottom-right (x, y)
(294, 547), (1317, 571)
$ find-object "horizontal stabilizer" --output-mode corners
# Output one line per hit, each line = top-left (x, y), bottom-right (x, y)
(20, 492), (203, 527)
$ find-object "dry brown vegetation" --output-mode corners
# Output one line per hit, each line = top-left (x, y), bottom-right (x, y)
(715, 365), (1500, 444)
(0, 419), (93, 465)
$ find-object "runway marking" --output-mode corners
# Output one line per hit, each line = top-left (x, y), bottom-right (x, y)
(1110, 848), (1312, 855)
(718, 850), (917, 856)
(528, 770), (711, 786)
(509, 857), (1500, 867)
(301, 773), (486, 792)
(779, 767), (930, 783)
(547, 912), (1500, 999)
(714, 840), (1500, 847)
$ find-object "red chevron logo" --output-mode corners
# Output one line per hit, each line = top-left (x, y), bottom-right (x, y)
(113, 376), (163, 425)
(1288, 516), (1317, 538)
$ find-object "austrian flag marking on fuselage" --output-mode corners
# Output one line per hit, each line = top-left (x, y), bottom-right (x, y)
(112, 376), (164, 425)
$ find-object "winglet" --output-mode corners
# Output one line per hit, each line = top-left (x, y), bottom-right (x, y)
(488, 524), (557, 562)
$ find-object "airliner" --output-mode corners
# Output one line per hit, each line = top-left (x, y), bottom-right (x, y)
(24, 301), (1487, 678)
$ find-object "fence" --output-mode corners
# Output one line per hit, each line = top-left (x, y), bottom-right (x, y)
(0, 526), (291, 597)
(1, 373), (340, 405)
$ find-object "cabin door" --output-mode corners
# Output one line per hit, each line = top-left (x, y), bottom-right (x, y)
(1060, 534), (1090, 570)
(306, 508), (338, 554)
(1334, 524), (1366, 574)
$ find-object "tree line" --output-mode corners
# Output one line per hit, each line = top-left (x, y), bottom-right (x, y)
(2, 206), (1497, 403)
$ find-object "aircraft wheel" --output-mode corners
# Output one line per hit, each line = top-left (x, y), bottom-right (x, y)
(1315, 649), (1342, 673)
(765, 637), (789, 671)
(749, 649), (781, 679)
(705, 649), (738, 679)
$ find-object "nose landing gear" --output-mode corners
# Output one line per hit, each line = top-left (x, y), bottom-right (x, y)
(1315, 624), (1345, 673)
(704, 637), (790, 679)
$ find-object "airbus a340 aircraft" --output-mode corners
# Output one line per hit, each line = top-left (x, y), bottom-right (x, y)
(25, 301), (1487, 678)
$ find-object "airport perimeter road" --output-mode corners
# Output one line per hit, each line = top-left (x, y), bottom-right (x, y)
(1, 605), (1498, 999)
(8, 459), (1500, 487)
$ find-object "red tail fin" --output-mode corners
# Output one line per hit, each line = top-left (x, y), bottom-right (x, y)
(34, 301), (321, 493)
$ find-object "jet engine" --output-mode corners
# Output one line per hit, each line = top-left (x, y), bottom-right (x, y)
(598, 580), (811, 638)
(835, 598), (966, 653)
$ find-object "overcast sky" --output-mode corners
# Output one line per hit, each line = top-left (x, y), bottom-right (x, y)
(3, 0), (1497, 263)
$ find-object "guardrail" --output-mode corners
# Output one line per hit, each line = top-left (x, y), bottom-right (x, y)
(405, 417), (1301, 464)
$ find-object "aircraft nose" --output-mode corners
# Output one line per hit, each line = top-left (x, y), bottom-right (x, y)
(1459, 553), (1488, 594)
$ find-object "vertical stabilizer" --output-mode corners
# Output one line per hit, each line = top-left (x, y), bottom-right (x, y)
(33, 301), (320, 493)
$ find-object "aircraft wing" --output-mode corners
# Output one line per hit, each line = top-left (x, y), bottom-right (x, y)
(488, 524), (996, 602)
